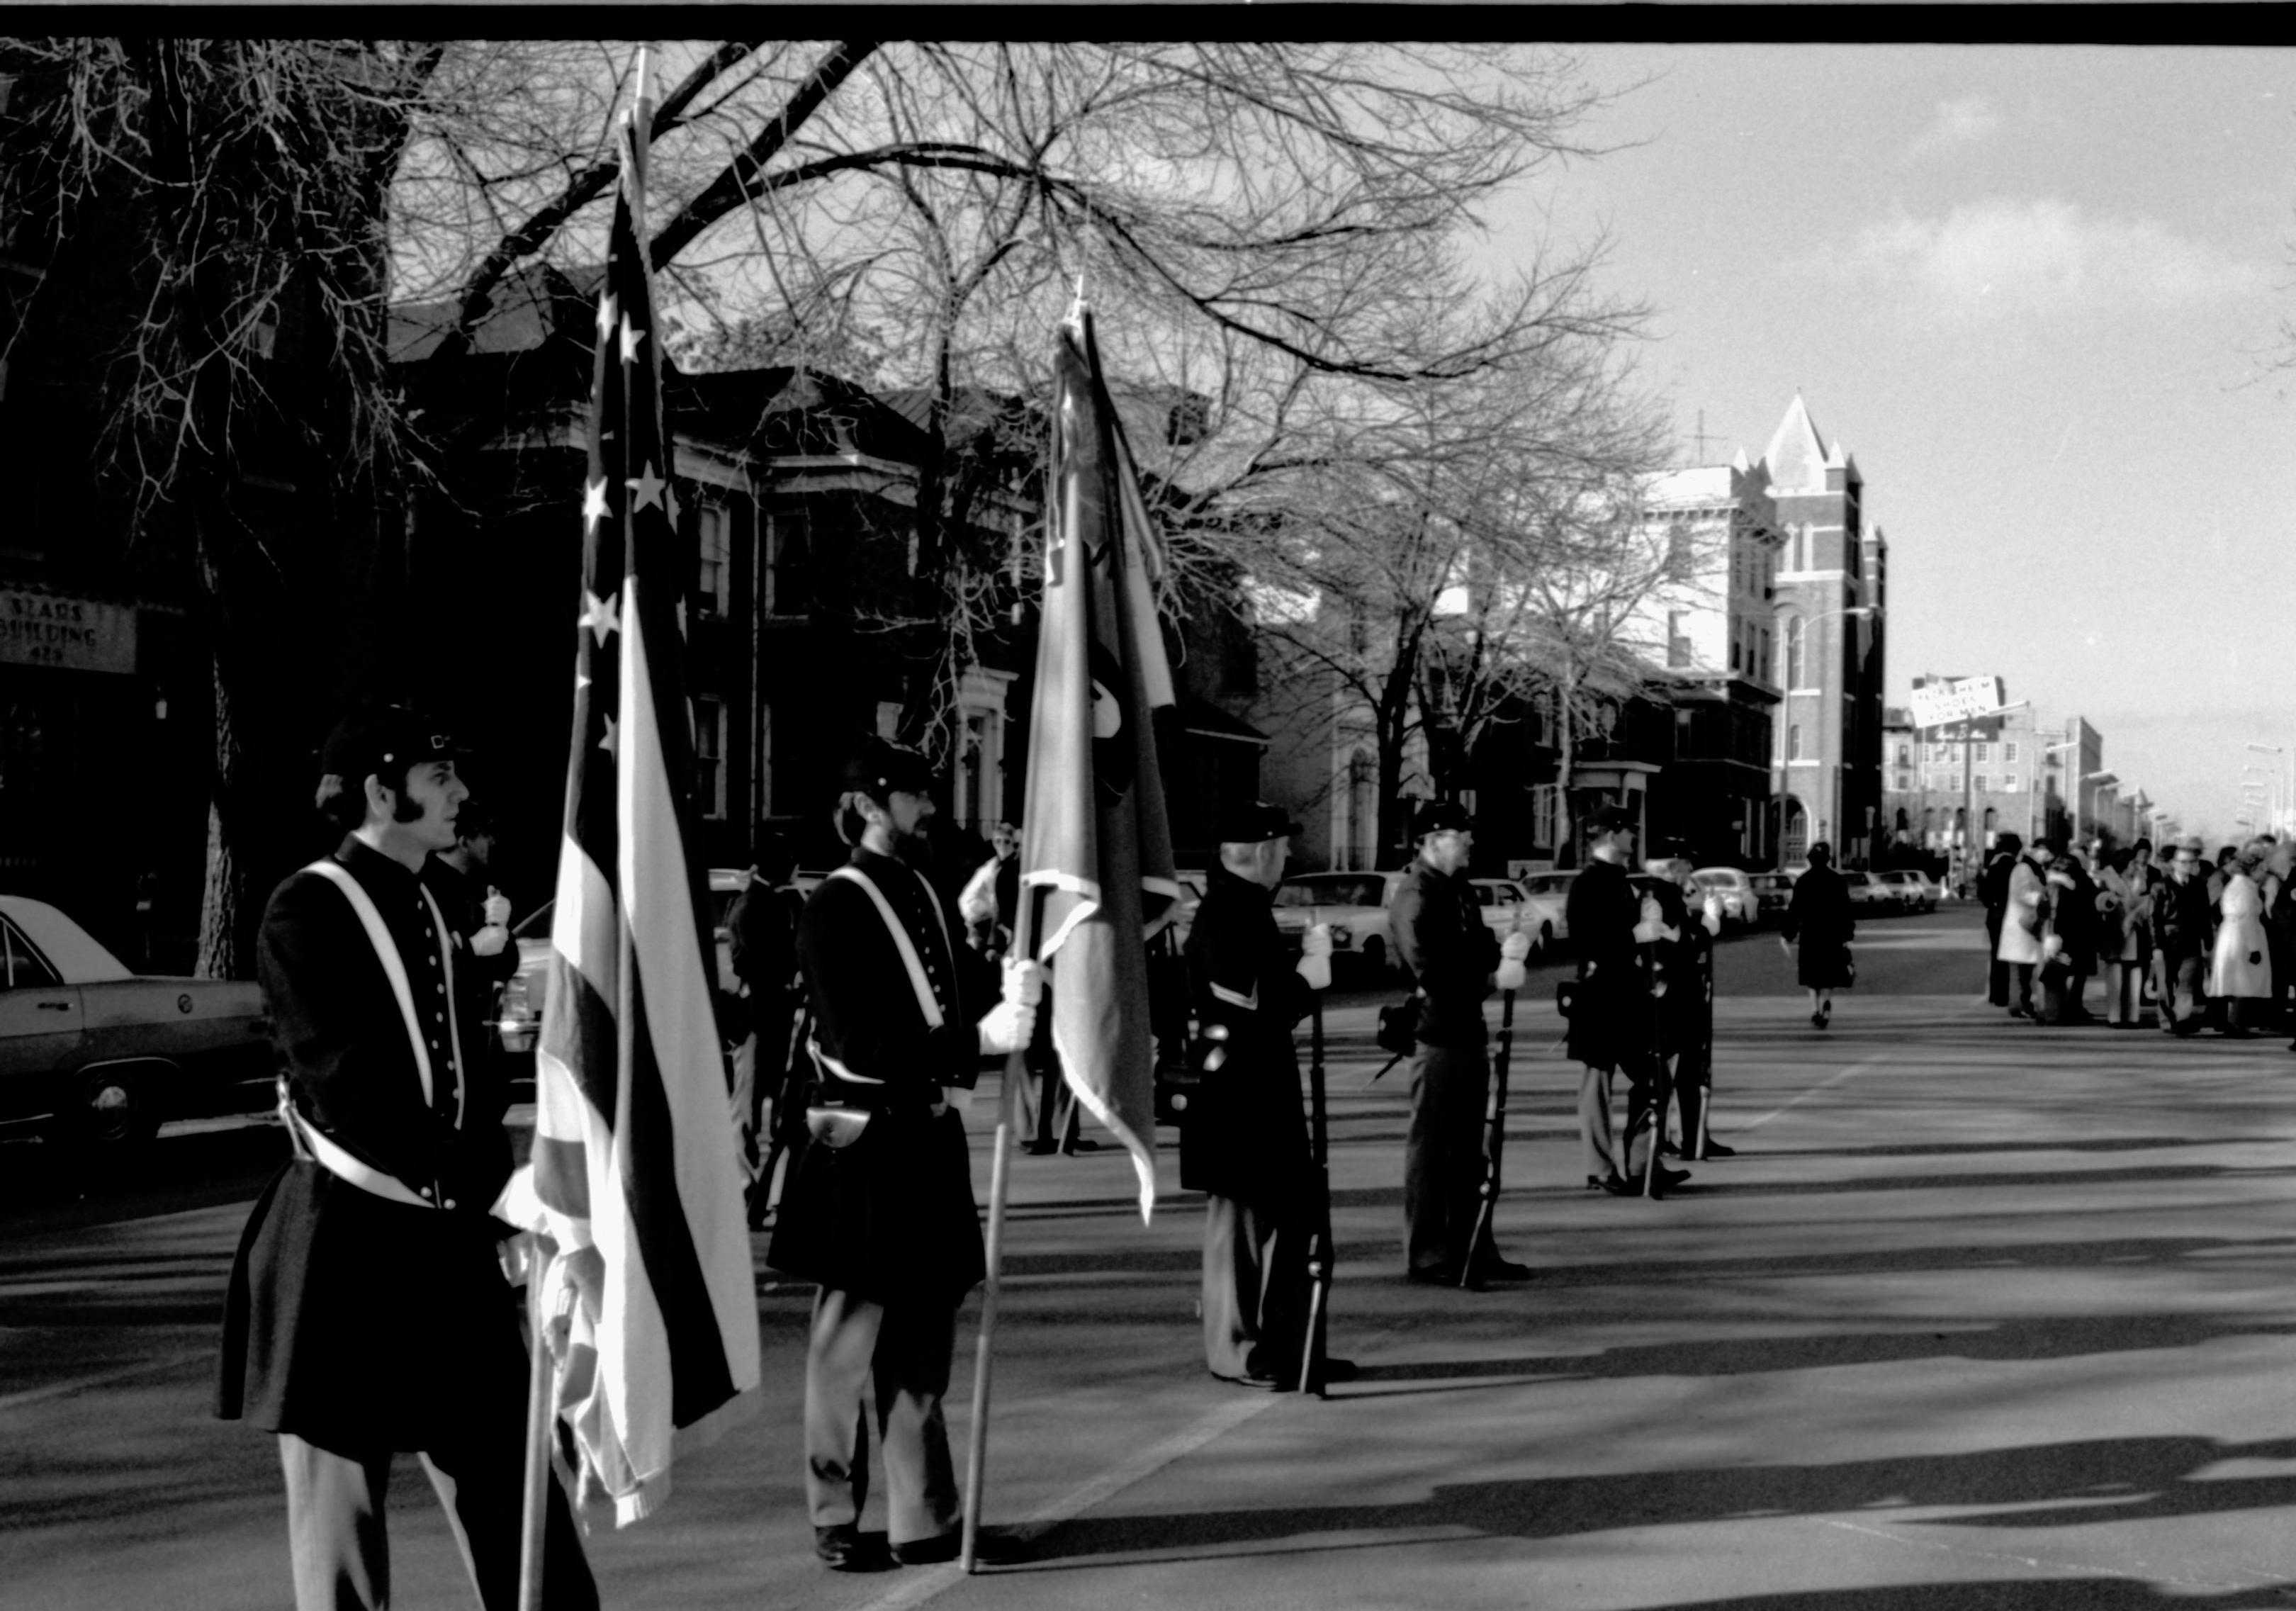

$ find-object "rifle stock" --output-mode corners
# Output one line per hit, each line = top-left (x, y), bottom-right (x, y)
(1460, 986), (1516, 1289)
(1297, 989), (1332, 1396)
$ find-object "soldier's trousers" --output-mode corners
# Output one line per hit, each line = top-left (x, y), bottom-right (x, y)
(1405, 1038), (1498, 1277)
(1202, 1194), (1308, 1381)
(277, 1421), (595, 1611)
(804, 1286), (960, 1547)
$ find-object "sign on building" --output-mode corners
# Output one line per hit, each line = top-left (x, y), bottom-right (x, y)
(1908, 675), (2005, 730)
(0, 590), (137, 675)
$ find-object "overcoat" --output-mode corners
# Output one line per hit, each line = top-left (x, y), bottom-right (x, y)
(1784, 864), (1857, 988)
(1388, 860), (1497, 1048)
(1648, 879), (1718, 1067)
(1177, 863), (1314, 1212)
(1564, 856), (1651, 1068)
(2210, 871), (2273, 1001)
(218, 838), (520, 1454)
(1994, 859), (2049, 966)
(2152, 870), (2214, 962)
(767, 847), (993, 1308)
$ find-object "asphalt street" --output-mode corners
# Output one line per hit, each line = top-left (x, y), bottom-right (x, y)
(6, 902), (2295, 1610)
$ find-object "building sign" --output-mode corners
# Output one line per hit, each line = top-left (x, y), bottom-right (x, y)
(0, 590), (137, 675)
(1908, 675), (2005, 729)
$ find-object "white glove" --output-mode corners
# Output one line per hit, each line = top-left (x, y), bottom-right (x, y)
(1701, 894), (1724, 936)
(483, 887), (513, 927)
(471, 924), (509, 957)
(1002, 957), (1046, 1008)
(1296, 924), (1333, 991)
(1495, 928), (1531, 990)
(1499, 931), (1531, 962)
(976, 996), (1038, 1057)
(1632, 895), (1667, 945)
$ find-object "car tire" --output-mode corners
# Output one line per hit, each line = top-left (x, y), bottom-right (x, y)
(57, 1063), (163, 1149)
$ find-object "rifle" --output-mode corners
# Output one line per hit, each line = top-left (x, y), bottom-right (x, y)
(1296, 987), (1332, 1396)
(1460, 982), (1516, 1289)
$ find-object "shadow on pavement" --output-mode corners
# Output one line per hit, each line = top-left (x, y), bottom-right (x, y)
(1018, 1432), (2296, 1568)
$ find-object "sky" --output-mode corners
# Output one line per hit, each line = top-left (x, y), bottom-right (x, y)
(1486, 45), (2294, 843)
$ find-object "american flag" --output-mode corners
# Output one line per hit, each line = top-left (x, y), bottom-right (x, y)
(529, 89), (760, 1525)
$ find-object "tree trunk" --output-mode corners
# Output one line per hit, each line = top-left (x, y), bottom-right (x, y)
(1553, 674), (1578, 869)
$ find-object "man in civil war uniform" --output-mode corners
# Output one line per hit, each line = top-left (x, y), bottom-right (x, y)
(1181, 801), (1348, 1388)
(1565, 804), (1684, 1196)
(766, 739), (1042, 1571)
(1388, 799), (1532, 1283)
(218, 707), (597, 1611)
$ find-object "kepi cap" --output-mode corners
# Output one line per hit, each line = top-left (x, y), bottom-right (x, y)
(1414, 799), (1474, 838)
(842, 737), (937, 799)
(1215, 799), (1301, 844)
(318, 705), (465, 787)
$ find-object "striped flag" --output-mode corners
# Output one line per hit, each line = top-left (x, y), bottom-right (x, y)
(1019, 308), (1182, 1220)
(528, 86), (760, 1525)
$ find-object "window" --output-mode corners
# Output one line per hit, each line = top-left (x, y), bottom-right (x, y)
(1784, 616), (1804, 687)
(1972, 774), (1988, 794)
(1894, 771), (1912, 792)
(1945, 773), (1962, 792)
(1896, 743), (1910, 765)
(1667, 610), (1691, 669)
(696, 503), (731, 617)
(2003, 741), (2020, 764)
(1972, 742), (1991, 763)
(2001, 775), (2019, 793)
(1788, 724), (1803, 760)
(766, 507), (811, 615)
(1758, 628), (1771, 681)
(1667, 520), (1691, 571)
(693, 696), (726, 819)
(2, 919), (60, 987)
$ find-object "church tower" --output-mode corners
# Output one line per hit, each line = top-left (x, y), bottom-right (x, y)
(1765, 393), (1888, 865)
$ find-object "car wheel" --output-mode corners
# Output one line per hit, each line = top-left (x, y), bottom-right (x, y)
(60, 1065), (163, 1149)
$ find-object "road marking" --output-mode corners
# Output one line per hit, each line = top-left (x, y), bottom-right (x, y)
(0, 1351), (205, 1417)
(852, 1391), (1283, 1608)
(1735, 1050), (1891, 1133)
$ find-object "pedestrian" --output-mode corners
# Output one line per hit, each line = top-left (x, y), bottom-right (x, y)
(1782, 841), (1856, 1028)
(1653, 855), (1731, 1161)
(2257, 838), (2296, 1035)
(1995, 838), (2054, 1019)
(423, 795), (519, 997)
(1180, 801), (1351, 1388)
(1390, 799), (1533, 1278)
(765, 739), (1042, 1571)
(1978, 833), (2021, 1008)
(2151, 836), (2213, 1036)
(726, 833), (804, 1220)
(218, 706), (597, 1611)
(2040, 842), (2098, 1024)
(957, 819), (1018, 955)
(1563, 805), (1675, 1196)
(2208, 840), (2274, 1036)
(2096, 845), (2152, 1028)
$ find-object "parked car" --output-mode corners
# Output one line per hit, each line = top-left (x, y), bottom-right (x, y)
(0, 894), (274, 1146)
(1845, 870), (1902, 915)
(1745, 870), (1799, 924)
(1468, 877), (1566, 956)
(1512, 870), (1577, 945)
(497, 868), (750, 1055)
(1690, 867), (1760, 931)
(1876, 869), (1940, 914)
(1272, 870), (1404, 979)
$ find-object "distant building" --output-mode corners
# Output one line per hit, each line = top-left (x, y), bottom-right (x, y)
(1884, 695), (2132, 881)
(1765, 395), (1887, 868)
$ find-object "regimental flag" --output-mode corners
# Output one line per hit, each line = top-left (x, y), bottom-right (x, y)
(1019, 309), (1182, 1220)
(528, 89), (760, 1525)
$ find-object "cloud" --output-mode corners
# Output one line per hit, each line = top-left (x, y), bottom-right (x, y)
(1824, 198), (2272, 317)
(1907, 95), (2000, 159)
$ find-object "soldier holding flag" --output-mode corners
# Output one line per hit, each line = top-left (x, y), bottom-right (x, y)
(768, 739), (1043, 1571)
(1181, 801), (1351, 1390)
(218, 707), (596, 1611)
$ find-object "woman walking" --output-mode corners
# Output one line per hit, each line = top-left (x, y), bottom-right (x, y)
(1780, 841), (1855, 1029)
(2208, 841), (2274, 1036)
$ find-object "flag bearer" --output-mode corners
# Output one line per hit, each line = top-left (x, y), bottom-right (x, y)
(218, 707), (597, 1611)
(1181, 802), (1351, 1388)
(767, 739), (1042, 1570)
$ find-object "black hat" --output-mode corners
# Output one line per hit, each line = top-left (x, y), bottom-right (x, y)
(1414, 799), (1473, 838)
(1215, 799), (1301, 844)
(842, 737), (937, 800)
(1586, 803), (1637, 836)
(318, 705), (464, 787)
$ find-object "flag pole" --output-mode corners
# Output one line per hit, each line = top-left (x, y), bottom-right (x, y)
(515, 1242), (558, 1611)
(962, 887), (1038, 1573)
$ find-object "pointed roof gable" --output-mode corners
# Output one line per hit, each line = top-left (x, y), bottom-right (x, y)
(1762, 393), (1830, 495)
